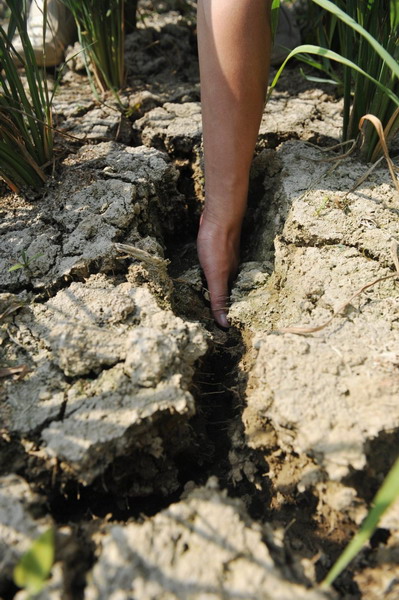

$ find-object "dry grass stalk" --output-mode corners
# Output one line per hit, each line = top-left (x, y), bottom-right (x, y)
(0, 301), (26, 323)
(0, 365), (30, 379)
(359, 114), (399, 192)
(114, 242), (170, 269)
(315, 138), (357, 163)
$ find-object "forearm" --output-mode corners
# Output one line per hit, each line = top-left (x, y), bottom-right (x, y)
(197, 0), (271, 224)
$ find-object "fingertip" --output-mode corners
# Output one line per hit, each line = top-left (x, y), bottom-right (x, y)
(215, 311), (230, 329)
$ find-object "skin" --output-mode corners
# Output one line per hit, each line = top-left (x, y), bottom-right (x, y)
(196, 0), (272, 327)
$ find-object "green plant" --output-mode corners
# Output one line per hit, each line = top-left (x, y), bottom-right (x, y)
(0, 0), (54, 192)
(321, 456), (399, 588)
(60, 0), (129, 96)
(269, 0), (399, 162)
(13, 528), (55, 598)
(8, 249), (44, 272)
(313, 194), (331, 216)
(271, 0), (281, 41)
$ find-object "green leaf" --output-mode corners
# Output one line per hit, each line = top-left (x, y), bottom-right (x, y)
(13, 528), (55, 595)
(30, 252), (44, 261)
(268, 45), (399, 109)
(392, 0), (399, 28)
(8, 263), (24, 272)
(270, 0), (280, 41)
(301, 73), (339, 86)
(322, 456), (399, 587)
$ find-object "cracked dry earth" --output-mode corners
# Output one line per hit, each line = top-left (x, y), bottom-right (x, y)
(1, 4), (399, 600)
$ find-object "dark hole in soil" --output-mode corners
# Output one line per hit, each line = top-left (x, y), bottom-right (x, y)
(370, 527), (391, 549)
(327, 572), (361, 600)
(343, 429), (399, 504)
(0, 580), (19, 600)
(49, 482), (183, 524)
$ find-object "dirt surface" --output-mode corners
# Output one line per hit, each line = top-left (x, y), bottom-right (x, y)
(1, 3), (399, 600)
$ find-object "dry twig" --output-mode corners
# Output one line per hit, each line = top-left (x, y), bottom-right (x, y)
(0, 365), (30, 380)
(114, 243), (169, 269)
(0, 301), (25, 323)
(314, 138), (357, 163)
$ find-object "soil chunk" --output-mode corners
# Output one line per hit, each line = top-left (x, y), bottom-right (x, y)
(84, 486), (332, 600)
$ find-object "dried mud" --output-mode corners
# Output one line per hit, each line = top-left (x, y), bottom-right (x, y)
(1, 3), (399, 600)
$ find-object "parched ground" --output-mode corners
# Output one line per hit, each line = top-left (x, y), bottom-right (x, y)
(1, 2), (399, 599)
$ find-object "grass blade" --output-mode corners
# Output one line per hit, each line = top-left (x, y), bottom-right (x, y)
(268, 45), (399, 109)
(321, 456), (399, 588)
(271, 0), (281, 41)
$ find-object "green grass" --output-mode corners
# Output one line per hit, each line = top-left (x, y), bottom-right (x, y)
(322, 456), (399, 587)
(0, 0), (54, 192)
(271, 0), (281, 41)
(13, 528), (55, 597)
(60, 0), (126, 96)
(269, 0), (399, 162)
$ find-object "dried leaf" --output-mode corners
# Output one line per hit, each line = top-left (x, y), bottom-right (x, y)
(359, 114), (399, 192)
(114, 243), (170, 268)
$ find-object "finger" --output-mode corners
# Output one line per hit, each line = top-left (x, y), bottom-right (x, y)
(208, 277), (230, 328)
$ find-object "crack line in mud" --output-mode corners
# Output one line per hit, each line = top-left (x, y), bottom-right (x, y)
(165, 237), (271, 518)
(280, 236), (393, 265)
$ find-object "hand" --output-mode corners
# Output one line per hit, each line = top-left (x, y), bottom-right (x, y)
(197, 212), (241, 328)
